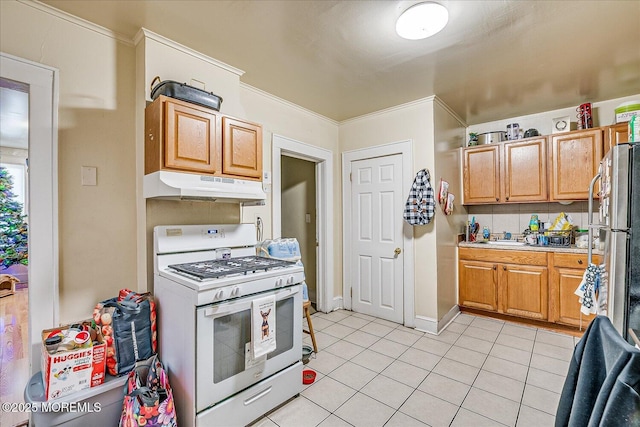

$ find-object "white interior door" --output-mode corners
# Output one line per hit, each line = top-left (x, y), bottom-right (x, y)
(350, 154), (403, 323)
(1, 53), (58, 374)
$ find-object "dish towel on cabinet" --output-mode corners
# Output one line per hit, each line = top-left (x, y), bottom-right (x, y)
(251, 295), (276, 359)
(575, 264), (604, 316)
(403, 169), (435, 226)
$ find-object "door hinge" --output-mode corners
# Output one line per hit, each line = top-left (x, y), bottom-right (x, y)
(350, 172), (352, 182)
(350, 288), (353, 298)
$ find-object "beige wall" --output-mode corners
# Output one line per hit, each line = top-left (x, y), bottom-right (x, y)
(238, 85), (340, 298)
(281, 157), (317, 302)
(433, 102), (467, 319)
(1, 1), (340, 324)
(1, 1), (138, 323)
(339, 98), (466, 323)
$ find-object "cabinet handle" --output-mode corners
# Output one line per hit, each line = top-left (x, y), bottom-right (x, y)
(496, 197), (499, 202)
(506, 196), (509, 201)
(503, 266), (507, 271)
(493, 265), (497, 270)
(578, 259), (583, 264)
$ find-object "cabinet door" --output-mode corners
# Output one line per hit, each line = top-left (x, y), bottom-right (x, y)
(551, 267), (596, 328)
(459, 260), (498, 311)
(503, 138), (548, 202)
(463, 145), (501, 204)
(500, 264), (548, 320)
(222, 117), (263, 180)
(550, 129), (603, 201)
(165, 99), (219, 174)
(604, 123), (629, 154)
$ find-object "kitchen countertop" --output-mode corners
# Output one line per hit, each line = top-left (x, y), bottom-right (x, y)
(459, 241), (604, 255)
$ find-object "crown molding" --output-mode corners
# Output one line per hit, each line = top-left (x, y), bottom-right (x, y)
(20, 0), (133, 46)
(135, 28), (244, 77)
(339, 96), (437, 125)
(240, 82), (338, 126)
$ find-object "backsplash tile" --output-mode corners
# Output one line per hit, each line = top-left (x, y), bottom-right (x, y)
(467, 202), (589, 235)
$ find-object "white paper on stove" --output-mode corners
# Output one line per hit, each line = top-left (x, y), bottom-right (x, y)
(251, 294), (276, 359)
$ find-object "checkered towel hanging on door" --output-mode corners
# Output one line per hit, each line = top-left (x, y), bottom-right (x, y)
(403, 169), (435, 226)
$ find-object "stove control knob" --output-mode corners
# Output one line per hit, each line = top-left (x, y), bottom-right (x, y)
(231, 287), (240, 297)
(216, 290), (225, 300)
(287, 275), (295, 285)
(276, 277), (284, 287)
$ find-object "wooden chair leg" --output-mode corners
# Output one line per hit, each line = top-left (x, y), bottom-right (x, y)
(303, 301), (318, 353)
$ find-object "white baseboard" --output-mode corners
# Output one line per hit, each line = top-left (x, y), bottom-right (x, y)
(332, 296), (344, 312)
(414, 305), (460, 335)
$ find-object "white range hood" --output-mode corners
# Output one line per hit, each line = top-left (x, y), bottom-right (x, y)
(144, 170), (266, 205)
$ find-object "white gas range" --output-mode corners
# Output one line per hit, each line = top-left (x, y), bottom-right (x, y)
(153, 224), (304, 427)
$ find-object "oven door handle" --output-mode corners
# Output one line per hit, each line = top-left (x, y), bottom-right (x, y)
(243, 386), (272, 406)
(203, 286), (300, 318)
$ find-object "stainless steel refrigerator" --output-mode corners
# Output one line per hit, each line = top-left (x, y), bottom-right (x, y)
(598, 143), (640, 343)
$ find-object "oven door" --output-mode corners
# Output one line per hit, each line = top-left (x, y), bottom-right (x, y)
(195, 284), (302, 412)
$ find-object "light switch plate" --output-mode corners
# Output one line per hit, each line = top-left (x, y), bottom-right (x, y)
(81, 166), (97, 186)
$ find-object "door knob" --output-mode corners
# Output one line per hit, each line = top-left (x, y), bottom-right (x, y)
(394, 248), (402, 256)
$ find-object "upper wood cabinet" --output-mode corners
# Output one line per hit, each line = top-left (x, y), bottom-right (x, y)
(604, 122), (629, 154)
(145, 95), (263, 181)
(145, 95), (220, 175)
(222, 117), (263, 180)
(550, 129), (603, 201)
(463, 145), (500, 203)
(462, 137), (547, 204)
(503, 138), (548, 202)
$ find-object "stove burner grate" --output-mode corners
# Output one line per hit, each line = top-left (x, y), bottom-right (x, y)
(168, 256), (297, 279)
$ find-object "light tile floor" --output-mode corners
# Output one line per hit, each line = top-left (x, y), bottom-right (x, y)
(253, 310), (578, 427)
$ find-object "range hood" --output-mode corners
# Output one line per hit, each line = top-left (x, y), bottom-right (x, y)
(144, 171), (266, 205)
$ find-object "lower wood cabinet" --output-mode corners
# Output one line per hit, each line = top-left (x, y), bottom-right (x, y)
(459, 248), (548, 321)
(501, 264), (548, 320)
(459, 260), (498, 311)
(550, 252), (601, 328)
(459, 247), (601, 329)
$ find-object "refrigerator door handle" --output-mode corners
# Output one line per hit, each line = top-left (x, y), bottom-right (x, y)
(587, 172), (602, 265)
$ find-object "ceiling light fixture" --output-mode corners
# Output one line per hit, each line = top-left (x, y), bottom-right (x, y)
(396, 2), (449, 40)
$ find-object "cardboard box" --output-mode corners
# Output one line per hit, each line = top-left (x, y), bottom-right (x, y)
(41, 320), (106, 400)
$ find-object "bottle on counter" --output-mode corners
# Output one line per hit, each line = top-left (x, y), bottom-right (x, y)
(529, 215), (539, 232)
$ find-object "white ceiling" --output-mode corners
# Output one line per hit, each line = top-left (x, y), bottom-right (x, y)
(30, 0), (640, 123)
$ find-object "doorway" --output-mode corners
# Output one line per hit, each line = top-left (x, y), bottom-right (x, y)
(0, 53), (58, 426)
(342, 140), (415, 327)
(281, 156), (317, 308)
(272, 134), (334, 313)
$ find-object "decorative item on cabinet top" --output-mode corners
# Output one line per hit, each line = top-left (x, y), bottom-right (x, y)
(150, 76), (223, 111)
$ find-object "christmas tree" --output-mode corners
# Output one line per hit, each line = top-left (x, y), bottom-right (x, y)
(0, 166), (28, 269)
